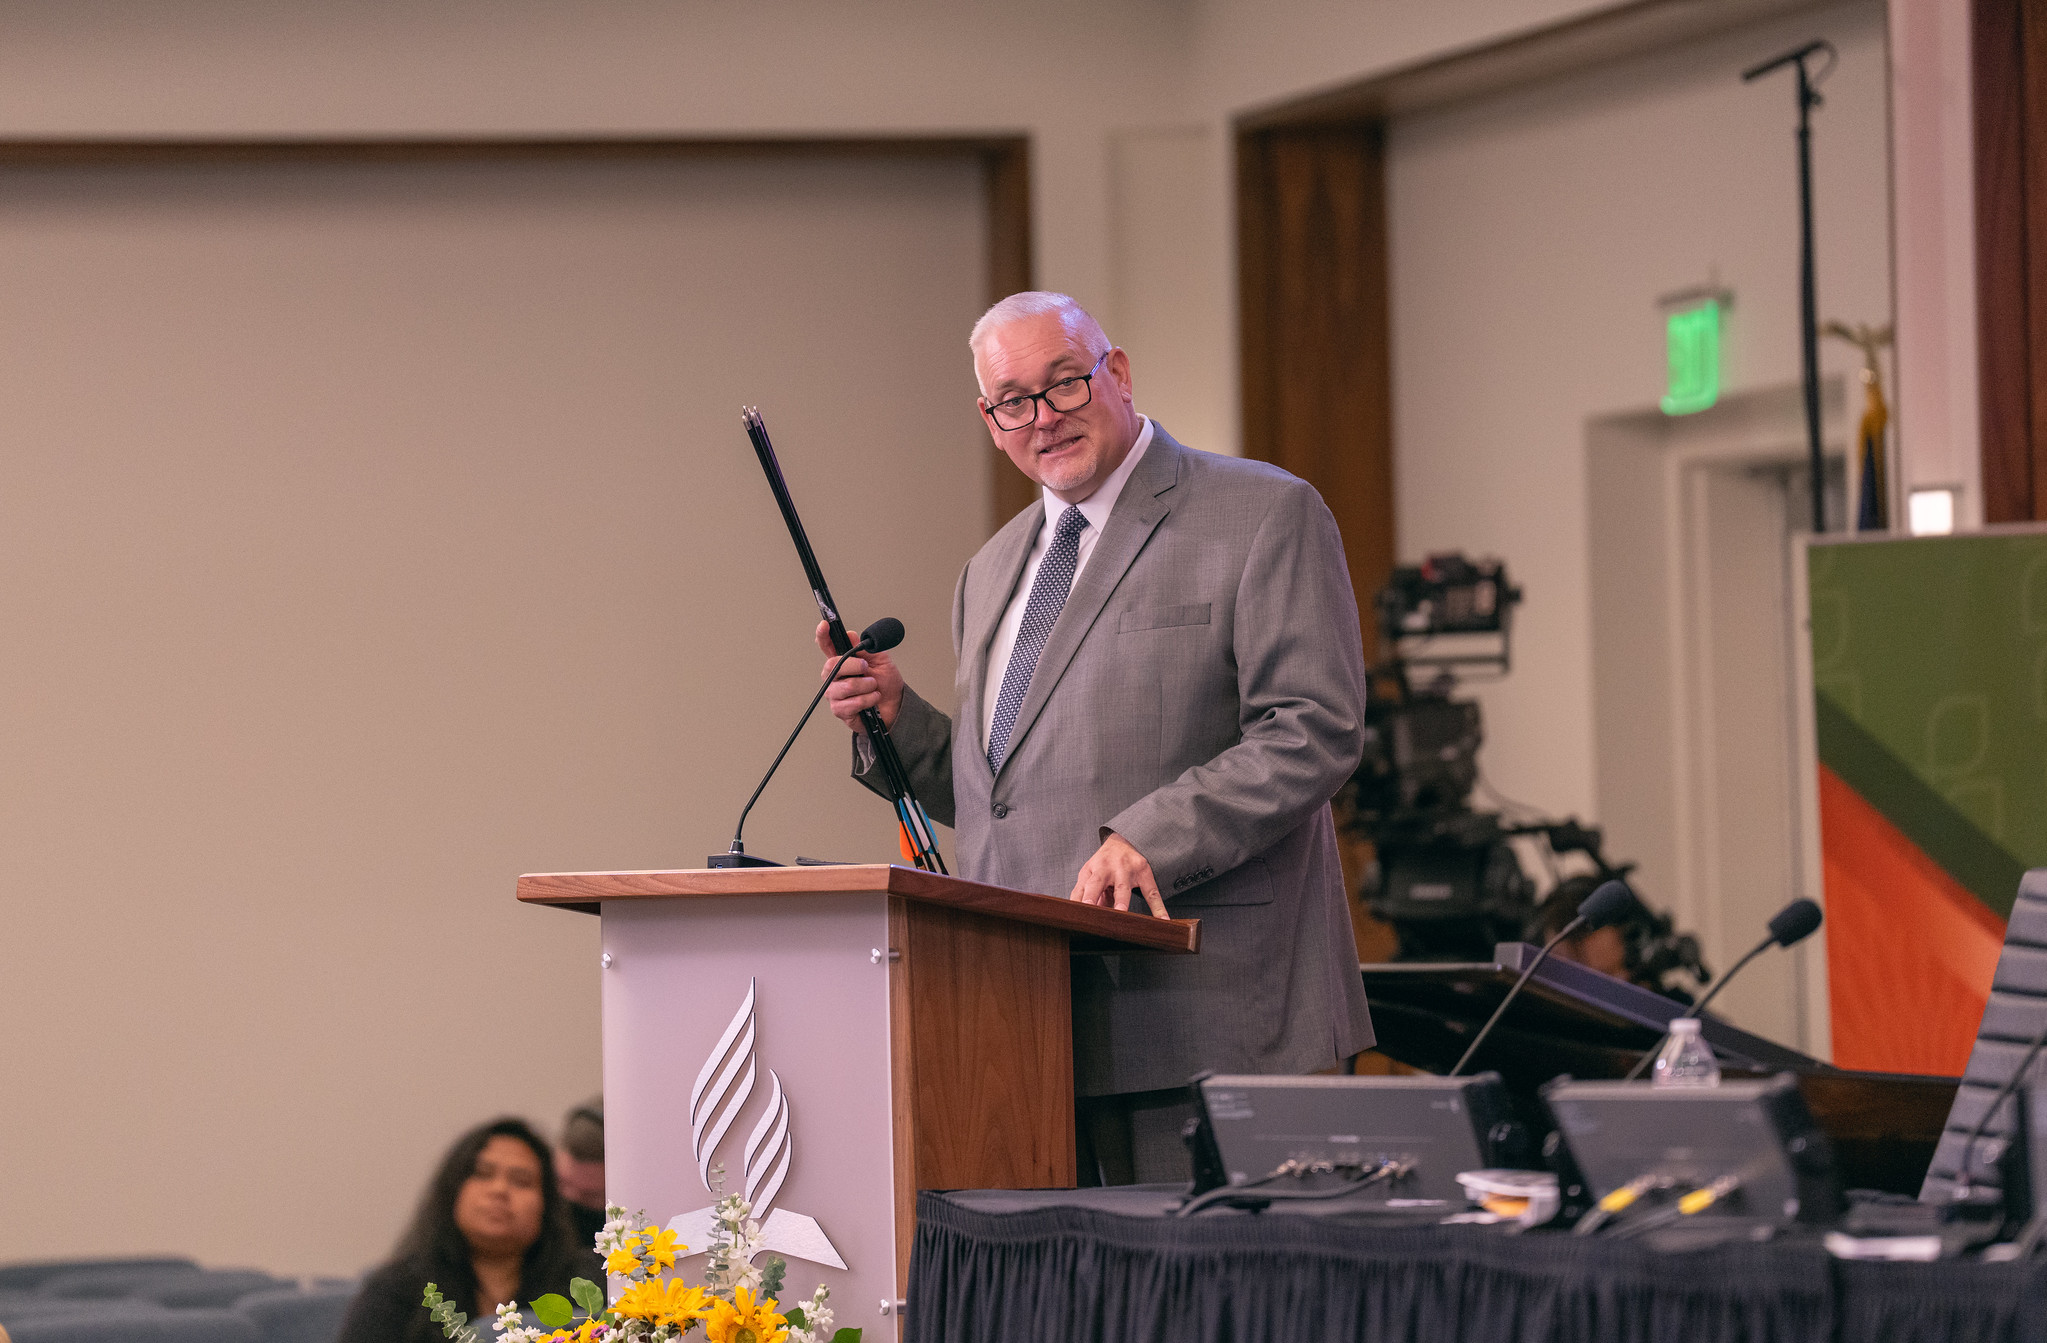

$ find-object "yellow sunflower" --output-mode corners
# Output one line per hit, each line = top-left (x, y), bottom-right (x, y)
(616, 1278), (711, 1329)
(702, 1285), (788, 1343)
(651, 1281), (711, 1328)
(612, 1280), (666, 1321)
(604, 1245), (643, 1276)
(639, 1225), (684, 1271)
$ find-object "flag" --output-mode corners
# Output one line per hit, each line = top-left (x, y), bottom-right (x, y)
(1823, 320), (1895, 533)
(1855, 366), (1889, 532)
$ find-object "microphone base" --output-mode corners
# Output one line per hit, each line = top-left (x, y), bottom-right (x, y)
(707, 852), (783, 868)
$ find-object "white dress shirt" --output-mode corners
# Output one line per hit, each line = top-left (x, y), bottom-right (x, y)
(980, 415), (1155, 753)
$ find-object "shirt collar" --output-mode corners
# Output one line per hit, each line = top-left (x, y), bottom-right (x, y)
(1043, 415), (1153, 536)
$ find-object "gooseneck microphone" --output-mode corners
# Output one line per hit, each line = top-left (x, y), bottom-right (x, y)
(711, 617), (905, 868)
(1699, 899), (1822, 1020)
(1623, 897), (1823, 1081)
(1450, 879), (1636, 1077)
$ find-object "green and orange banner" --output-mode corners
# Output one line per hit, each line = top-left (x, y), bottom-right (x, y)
(1809, 532), (2047, 1074)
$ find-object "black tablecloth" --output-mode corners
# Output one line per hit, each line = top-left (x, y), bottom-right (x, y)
(906, 1188), (2047, 1343)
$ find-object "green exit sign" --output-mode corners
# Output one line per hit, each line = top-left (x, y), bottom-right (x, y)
(1661, 299), (1721, 416)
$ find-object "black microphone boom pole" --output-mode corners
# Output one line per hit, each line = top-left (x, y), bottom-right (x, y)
(739, 408), (946, 872)
(1744, 40), (1835, 533)
(1451, 879), (1636, 1077)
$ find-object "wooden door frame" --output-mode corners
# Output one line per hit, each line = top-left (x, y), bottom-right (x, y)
(0, 134), (1033, 534)
(1973, 0), (2047, 522)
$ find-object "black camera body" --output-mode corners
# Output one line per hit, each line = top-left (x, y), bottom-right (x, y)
(1351, 555), (1706, 992)
(1354, 555), (1533, 961)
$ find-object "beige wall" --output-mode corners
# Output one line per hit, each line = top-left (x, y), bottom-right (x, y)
(0, 154), (986, 1274)
(1108, 125), (1234, 455)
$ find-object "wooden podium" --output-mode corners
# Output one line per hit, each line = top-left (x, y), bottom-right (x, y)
(518, 864), (1198, 1333)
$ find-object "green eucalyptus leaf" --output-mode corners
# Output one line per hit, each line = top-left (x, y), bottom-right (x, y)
(761, 1256), (786, 1299)
(531, 1293), (574, 1328)
(570, 1278), (605, 1314)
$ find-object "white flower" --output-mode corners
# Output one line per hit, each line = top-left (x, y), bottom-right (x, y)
(789, 1284), (834, 1343)
(489, 1301), (549, 1343)
(595, 1206), (653, 1259)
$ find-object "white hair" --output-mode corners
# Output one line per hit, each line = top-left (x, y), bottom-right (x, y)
(969, 291), (1112, 362)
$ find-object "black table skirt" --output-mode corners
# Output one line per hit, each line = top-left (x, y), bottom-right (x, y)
(907, 1188), (2047, 1343)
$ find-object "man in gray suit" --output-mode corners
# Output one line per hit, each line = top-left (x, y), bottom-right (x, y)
(819, 291), (1373, 1182)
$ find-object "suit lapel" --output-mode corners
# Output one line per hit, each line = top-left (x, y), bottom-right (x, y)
(962, 503), (1042, 777)
(993, 431), (1184, 782)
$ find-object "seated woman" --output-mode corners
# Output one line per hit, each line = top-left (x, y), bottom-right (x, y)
(339, 1117), (602, 1343)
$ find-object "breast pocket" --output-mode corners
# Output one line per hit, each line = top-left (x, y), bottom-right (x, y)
(1119, 604), (1212, 633)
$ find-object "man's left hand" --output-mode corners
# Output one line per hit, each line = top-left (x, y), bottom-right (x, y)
(1071, 833), (1168, 919)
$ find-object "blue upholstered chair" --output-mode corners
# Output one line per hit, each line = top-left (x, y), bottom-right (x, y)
(35, 1269), (279, 1308)
(2, 1304), (260, 1343)
(0, 1261), (196, 1295)
(138, 1272), (287, 1310)
(233, 1284), (358, 1343)
(0, 1295), (128, 1324)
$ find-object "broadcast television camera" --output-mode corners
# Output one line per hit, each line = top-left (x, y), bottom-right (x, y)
(1349, 554), (1708, 996)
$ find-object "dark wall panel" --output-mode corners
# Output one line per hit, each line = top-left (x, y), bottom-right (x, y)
(1238, 125), (1395, 657)
(1976, 0), (2047, 522)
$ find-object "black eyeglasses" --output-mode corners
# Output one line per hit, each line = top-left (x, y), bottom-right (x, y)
(982, 351), (1109, 431)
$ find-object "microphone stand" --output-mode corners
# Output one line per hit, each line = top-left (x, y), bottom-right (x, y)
(714, 642), (868, 867)
(1744, 40), (1835, 534)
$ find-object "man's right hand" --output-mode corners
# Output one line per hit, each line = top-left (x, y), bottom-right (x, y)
(817, 620), (904, 730)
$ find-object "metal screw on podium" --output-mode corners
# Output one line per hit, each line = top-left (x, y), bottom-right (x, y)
(601, 952), (613, 970)
(878, 1299), (906, 1315)
(870, 948), (900, 964)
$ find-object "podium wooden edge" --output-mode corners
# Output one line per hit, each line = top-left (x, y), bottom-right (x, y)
(514, 863), (1201, 954)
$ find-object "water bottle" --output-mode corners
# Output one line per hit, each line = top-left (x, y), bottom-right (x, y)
(1650, 1017), (1721, 1088)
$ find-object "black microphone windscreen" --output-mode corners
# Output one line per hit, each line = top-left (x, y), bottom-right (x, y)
(1579, 880), (1636, 930)
(861, 617), (906, 653)
(1768, 897), (1823, 948)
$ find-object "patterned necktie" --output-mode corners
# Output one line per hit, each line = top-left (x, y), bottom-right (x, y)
(987, 505), (1089, 774)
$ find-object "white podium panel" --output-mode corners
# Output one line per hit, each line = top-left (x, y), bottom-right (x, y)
(600, 893), (896, 1334)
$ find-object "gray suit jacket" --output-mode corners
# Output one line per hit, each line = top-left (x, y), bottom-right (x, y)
(866, 425), (1374, 1095)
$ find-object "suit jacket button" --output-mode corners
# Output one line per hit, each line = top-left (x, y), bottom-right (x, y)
(992, 803), (1009, 819)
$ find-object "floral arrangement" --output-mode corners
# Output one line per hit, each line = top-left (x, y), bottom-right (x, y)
(423, 1188), (857, 1343)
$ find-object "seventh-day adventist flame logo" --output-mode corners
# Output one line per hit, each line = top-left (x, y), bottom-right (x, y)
(665, 979), (845, 1269)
